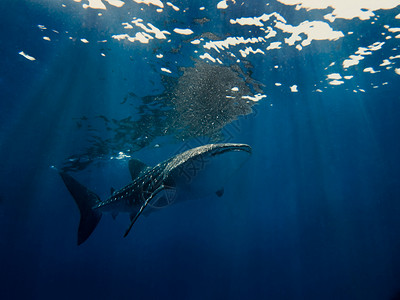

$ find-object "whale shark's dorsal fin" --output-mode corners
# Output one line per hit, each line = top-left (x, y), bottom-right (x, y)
(110, 187), (115, 195)
(128, 159), (149, 180)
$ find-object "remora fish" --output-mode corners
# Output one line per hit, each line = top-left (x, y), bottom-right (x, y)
(60, 143), (251, 245)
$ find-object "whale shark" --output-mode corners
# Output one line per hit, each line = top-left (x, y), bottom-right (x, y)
(60, 143), (251, 245)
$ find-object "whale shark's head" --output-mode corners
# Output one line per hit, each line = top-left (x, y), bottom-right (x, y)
(163, 143), (252, 202)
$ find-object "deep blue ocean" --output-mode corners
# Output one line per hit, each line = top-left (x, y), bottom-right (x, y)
(1, 0), (400, 299)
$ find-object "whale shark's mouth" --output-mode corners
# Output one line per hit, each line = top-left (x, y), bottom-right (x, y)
(210, 143), (252, 156)
(165, 143), (252, 201)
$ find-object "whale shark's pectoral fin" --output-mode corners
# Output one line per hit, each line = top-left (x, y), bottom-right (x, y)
(216, 188), (224, 197)
(128, 159), (149, 180)
(123, 185), (165, 238)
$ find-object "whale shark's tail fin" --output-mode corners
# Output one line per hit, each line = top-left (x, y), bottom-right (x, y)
(59, 172), (102, 245)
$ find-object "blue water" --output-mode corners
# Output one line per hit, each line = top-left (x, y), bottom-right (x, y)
(1, 1), (400, 299)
